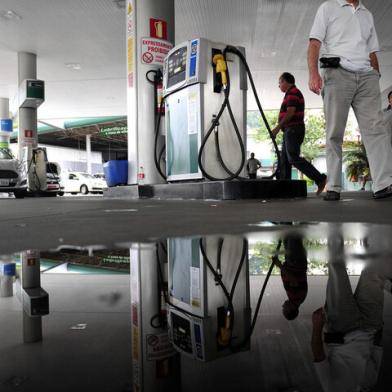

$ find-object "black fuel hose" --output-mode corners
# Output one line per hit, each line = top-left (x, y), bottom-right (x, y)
(197, 58), (246, 181)
(200, 238), (248, 338)
(223, 46), (281, 179)
(230, 240), (282, 352)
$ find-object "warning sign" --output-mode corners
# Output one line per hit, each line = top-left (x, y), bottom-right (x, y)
(141, 38), (173, 66)
(146, 333), (176, 361)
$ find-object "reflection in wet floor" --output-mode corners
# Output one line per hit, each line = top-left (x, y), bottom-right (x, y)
(0, 222), (391, 391)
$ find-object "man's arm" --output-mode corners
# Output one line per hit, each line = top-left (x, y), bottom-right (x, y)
(370, 52), (380, 74)
(308, 39), (323, 95)
(312, 308), (326, 362)
(272, 107), (296, 137)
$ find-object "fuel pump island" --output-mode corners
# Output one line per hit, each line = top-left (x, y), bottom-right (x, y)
(111, 37), (307, 200)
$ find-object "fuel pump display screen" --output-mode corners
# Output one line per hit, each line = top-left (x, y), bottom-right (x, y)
(167, 46), (187, 88)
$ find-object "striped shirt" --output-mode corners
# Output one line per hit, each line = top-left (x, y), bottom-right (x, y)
(279, 85), (305, 127)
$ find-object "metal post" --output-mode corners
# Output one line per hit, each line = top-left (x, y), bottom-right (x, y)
(86, 134), (92, 174)
(126, 0), (174, 185)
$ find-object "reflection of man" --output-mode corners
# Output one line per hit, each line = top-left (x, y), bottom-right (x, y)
(383, 91), (392, 137)
(274, 234), (308, 320)
(246, 153), (261, 179)
(311, 232), (385, 392)
(308, 0), (392, 200)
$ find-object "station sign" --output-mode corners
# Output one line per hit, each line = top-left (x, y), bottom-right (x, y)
(100, 125), (127, 136)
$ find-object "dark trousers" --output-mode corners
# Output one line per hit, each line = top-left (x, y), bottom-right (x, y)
(280, 125), (324, 184)
(248, 173), (256, 179)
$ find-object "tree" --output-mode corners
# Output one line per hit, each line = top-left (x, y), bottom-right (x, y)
(302, 113), (325, 162)
(343, 142), (369, 181)
(248, 110), (326, 162)
(248, 110), (280, 143)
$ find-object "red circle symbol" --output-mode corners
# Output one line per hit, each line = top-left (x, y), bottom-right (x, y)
(142, 52), (153, 63)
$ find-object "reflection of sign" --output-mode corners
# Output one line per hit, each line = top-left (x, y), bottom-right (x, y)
(141, 38), (173, 65)
(100, 125), (127, 136)
(150, 18), (167, 40)
(146, 333), (176, 361)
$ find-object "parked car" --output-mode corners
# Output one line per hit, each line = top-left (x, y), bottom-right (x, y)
(0, 148), (27, 198)
(61, 171), (107, 195)
(44, 162), (64, 196)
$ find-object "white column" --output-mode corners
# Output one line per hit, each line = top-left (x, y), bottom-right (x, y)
(17, 52), (37, 160)
(0, 98), (9, 118)
(126, 0), (174, 185)
(86, 134), (92, 174)
(0, 98), (12, 149)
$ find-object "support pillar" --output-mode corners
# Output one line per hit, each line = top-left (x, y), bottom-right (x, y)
(17, 52), (37, 161)
(0, 98), (12, 149)
(86, 134), (92, 174)
(126, 0), (174, 185)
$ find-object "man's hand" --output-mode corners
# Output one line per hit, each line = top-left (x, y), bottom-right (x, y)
(312, 307), (325, 330)
(308, 39), (322, 95)
(271, 126), (280, 138)
(309, 73), (323, 95)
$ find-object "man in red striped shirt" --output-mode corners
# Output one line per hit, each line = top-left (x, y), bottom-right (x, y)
(272, 72), (326, 195)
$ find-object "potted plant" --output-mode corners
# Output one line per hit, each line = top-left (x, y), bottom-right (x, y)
(343, 143), (369, 183)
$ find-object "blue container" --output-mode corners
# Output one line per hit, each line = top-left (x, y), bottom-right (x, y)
(103, 160), (128, 187)
(0, 119), (13, 132)
(0, 262), (16, 276)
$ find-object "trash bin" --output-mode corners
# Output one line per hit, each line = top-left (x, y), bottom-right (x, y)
(103, 160), (128, 187)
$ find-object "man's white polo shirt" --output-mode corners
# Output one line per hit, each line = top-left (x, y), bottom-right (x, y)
(309, 0), (379, 72)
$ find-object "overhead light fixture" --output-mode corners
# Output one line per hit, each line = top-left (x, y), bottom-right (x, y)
(65, 63), (81, 70)
(0, 10), (22, 21)
(113, 0), (126, 9)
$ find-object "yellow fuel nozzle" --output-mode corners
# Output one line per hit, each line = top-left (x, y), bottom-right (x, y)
(217, 310), (232, 347)
(213, 54), (227, 87)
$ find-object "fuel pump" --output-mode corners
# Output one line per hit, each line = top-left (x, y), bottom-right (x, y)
(166, 236), (251, 361)
(24, 146), (48, 192)
(153, 38), (280, 183)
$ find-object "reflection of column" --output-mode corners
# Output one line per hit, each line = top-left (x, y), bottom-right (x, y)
(18, 52), (38, 161)
(86, 134), (92, 174)
(130, 243), (180, 392)
(21, 250), (49, 343)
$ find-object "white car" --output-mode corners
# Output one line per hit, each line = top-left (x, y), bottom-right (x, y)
(61, 172), (107, 195)
(0, 148), (27, 198)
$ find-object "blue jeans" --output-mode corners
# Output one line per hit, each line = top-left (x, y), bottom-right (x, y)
(280, 125), (324, 184)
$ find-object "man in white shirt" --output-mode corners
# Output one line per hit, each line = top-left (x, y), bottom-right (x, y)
(246, 152), (261, 179)
(308, 0), (392, 200)
(311, 229), (385, 391)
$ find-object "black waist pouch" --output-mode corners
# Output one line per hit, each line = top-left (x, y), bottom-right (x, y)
(320, 57), (340, 68)
(324, 332), (345, 344)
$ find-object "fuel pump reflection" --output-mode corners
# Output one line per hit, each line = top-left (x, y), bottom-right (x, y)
(129, 236), (251, 391)
(167, 236), (251, 361)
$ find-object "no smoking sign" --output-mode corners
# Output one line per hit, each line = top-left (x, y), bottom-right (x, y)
(141, 37), (173, 66)
(142, 52), (154, 64)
